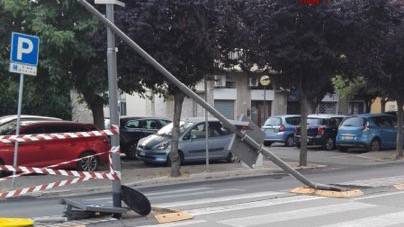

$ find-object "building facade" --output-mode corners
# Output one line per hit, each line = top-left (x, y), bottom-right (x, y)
(72, 73), (367, 126)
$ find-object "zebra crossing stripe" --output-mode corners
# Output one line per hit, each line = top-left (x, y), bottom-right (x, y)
(188, 195), (323, 216)
(156, 191), (284, 208)
(320, 210), (404, 227)
(218, 202), (376, 227)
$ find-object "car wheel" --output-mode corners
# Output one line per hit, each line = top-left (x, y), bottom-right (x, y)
(369, 139), (381, 152)
(323, 138), (335, 151)
(285, 136), (295, 147)
(264, 141), (272, 147)
(127, 143), (138, 160)
(77, 151), (99, 172)
(226, 152), (235, 163)
(0, 159), (7, 177)
(337, 146), (348, 152)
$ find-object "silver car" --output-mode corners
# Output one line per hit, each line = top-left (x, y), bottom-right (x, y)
(136, 118), (234, 165)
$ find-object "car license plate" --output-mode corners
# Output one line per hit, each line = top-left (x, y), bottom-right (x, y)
(343, 135), (353, 140)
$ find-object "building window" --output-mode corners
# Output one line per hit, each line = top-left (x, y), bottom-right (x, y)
(319, 102), (337, 114)
(225, 75), (236, 88)
(120, 101), (127, 116)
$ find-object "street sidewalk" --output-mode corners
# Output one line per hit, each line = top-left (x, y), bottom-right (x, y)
(2, 146), (404, 199)
(0, 158), (323, 199)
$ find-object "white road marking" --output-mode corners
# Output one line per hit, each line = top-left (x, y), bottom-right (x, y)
(320, 210), (404, 227)
(137, 220), (207, 227)
(156, 191), (285, 208)
(353, 190), (404, 201)
(188, 195), (323, 216)
(145, 187), (212, 196)
(218, 202), (375, 227)
(151, 189), (242, 200)
(342, 175), (404, 187)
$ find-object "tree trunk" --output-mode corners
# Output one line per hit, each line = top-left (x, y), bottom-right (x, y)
(83, 92), (105, 129)
(90, 102), (105, 129)
(169, 92), (184, 177)
(299, 86), (308, 166)
(396, 98), (404, 159)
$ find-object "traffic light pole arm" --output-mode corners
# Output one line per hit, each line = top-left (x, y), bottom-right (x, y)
(76, 0), (343, 192)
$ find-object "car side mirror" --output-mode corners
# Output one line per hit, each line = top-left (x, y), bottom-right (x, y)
(183, 134), (190, 141)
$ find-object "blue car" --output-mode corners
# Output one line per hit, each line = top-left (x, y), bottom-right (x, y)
(262, 115), (300, 147)
(336, 113), (397, 152)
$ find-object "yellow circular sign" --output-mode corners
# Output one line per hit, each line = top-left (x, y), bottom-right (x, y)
(260, 75), (271, 86)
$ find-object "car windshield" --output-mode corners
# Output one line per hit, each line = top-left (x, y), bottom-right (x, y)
(264, 117), (282, 126)
(157, 121), (193, 136)
(341, 117), (364, 127)
(0, 121), (16, 135)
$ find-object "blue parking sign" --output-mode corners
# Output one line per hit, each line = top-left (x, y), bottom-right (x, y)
(9, 32), (40, 76)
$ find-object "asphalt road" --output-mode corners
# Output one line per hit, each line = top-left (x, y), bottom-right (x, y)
(2, 159), (404, 227)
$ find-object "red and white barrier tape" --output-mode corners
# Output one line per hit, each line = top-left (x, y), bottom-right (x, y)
(0, 165), (120, 180)
(0, 146), (122, 199)
(0, 146), (121, 182)
(0, 176), (92, 199)
(0, 125), (119, 144)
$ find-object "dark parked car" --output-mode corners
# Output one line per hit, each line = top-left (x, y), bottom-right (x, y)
(0, 121), (109, 172)
(295, 114), (345, 150)
(119, 116), (171, 159)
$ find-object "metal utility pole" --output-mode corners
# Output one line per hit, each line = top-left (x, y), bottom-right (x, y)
(95, 0), (125, 210)
(260, 75), (271, 124)
(77, 0), (343, 192)
(204, 76), (209, 171)
(12, 74), (24, 187)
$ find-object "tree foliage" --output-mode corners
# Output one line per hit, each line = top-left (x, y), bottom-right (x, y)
(115, 0), (220, 176)
(219, 0), (345, 165)
(0, 1), (72, 119)
(344, 0), (404, 157)
(0, 0), (109, 127)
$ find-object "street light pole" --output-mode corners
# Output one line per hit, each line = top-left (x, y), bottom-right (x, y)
(204, 76), (209, 171)
(94, 0), (125, 210)
(106, 3), (122, 210)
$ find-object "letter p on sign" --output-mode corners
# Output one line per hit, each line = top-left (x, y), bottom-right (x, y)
(9, 32), (40, 76)
(16, 37), (34, 61)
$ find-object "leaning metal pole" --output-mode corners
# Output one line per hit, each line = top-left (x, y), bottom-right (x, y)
(77, 0), (342, 191)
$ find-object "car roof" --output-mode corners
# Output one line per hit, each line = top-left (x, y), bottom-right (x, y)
(308, 114), (347, 119)
(270, 115), (300, 118)
(120, 116), (171, 121)
(184, 117), (221, 124)
(353, 113), (394, 118)
(20, 120), (94, 127)
(0, 115), (61, 125)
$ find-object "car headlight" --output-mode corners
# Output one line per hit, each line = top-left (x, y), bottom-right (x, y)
(155, 142), (170, 151)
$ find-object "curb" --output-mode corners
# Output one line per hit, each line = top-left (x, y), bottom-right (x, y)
(31, 163), (326, 199)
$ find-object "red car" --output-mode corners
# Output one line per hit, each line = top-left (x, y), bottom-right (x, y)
(0, 121), (110, 172)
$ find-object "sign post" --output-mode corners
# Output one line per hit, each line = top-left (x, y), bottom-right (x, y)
(9, 32), (40, 186)
(94, 0), (125, 212)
